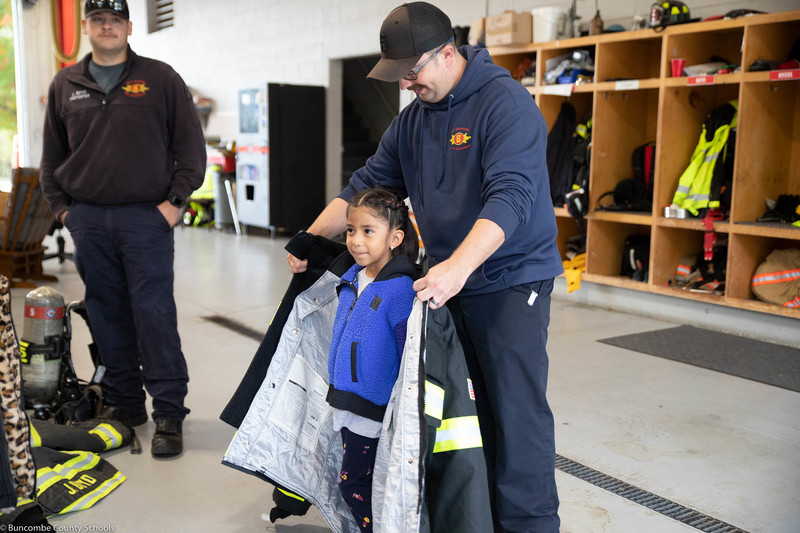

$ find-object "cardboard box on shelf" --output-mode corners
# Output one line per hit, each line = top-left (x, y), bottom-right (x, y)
(485, 11), (532, 47)
(468, 17), (485, 46)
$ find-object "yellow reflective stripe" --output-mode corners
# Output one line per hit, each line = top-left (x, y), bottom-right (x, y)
(19, 339), (29, 363)
(59, 471), (126, 514)
(36, 467), (61, 491)
(433, 416), (483, 453)
(424, 381), (444, 421)
(36, 452), (101, 493)
(277, 487), (306, 502)
(89, 423), (123, 450)
(30, 424), (42, 447)
(0, 497), (36, 515)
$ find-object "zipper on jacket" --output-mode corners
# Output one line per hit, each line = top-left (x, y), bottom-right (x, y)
(102, 97), (107, 110)
(343, 280), (359, 322)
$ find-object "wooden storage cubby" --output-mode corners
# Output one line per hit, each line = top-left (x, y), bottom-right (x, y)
(657, 82), (740, 210)
(741, 18), (800, 73)
(726, 234), (800, 318)
(734, 79), (799, 224)
(664, 24), (744, 74)
(538, 92), (593, 132)
(585, 219), (650, 281)
(555, 212), (582, 257)
(594, 32), (662, 83)
(488, 47), (537, 84)
(488, 9), (800, 318)
(591, 88), (659, 212)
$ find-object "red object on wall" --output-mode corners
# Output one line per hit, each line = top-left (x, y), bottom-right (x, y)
(57, 0), (78, 69)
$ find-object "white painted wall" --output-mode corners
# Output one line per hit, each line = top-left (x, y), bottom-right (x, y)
(18, 0), (799, 158)
(12, 0), (799, 336)
(121, 0), (798, 140)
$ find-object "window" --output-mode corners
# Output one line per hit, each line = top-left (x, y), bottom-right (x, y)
(147, 0), (173, 33)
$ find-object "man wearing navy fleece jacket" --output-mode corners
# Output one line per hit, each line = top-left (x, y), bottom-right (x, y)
(288, 3), (562, 531)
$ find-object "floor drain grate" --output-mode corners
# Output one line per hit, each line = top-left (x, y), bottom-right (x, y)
(555, 454), (749, 532)
(202, 315), (263, 342)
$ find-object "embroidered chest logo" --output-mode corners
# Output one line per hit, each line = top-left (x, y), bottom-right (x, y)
(69, 90), (91, 102)
(121, 80), (150, 98)
(450, 128), (472, 150)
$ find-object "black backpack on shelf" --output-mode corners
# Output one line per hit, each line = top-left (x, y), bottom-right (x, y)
(620, 234), (650, 281)
(597, 142), (656, 212)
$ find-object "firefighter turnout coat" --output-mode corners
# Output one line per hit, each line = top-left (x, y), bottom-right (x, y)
(222, 233), (491, 533)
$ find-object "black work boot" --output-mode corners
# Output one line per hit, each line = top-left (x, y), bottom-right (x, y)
(151, 418), (183, 457)
(101, 405), (148, 427)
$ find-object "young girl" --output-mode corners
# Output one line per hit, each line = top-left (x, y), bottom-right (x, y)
(326, 188), (419, 531)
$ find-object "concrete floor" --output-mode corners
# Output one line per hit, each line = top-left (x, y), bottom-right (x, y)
(8, 227), (800, 533)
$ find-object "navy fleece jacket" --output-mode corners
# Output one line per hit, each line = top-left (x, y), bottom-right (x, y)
(340, 46), (562, 295)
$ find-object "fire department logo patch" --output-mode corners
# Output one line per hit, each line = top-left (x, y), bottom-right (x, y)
(121, 80), (150, 97)
(450, 128), (472, 150)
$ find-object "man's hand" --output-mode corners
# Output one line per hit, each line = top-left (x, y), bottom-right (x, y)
(414, 218), (506, 309)
(287, 253), (308, 274)
(157, 201), (182, 227)
(413, 259), (471, 309)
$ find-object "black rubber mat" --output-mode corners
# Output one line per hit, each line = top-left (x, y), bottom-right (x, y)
(599, 325), (800, 392)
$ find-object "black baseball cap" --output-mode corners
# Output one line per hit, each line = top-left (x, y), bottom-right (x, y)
(84, 0), (130, 20)
(368, 2), (454, 82)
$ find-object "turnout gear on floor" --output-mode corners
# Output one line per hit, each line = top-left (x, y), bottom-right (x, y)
(222, 233), (491, 532)
(1, 277), (128, 526)
(1, 420), (131, 525)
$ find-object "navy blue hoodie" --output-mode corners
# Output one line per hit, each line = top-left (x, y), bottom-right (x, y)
(340, 46), (562, 295)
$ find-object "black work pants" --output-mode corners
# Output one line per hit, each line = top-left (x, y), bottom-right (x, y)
(66, 203), (189, 421)
(447, 279), (560, 533)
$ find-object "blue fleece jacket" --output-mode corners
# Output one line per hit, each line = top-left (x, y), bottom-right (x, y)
(340, 46), (563, 294)
(326, 255), (417, 422)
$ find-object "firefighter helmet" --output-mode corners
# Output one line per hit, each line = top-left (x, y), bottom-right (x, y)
(649, 1), (691, 28)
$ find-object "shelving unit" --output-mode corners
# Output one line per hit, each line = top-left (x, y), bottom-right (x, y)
(488, 10), (800, 319)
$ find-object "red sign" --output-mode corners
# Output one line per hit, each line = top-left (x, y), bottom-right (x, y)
(687, 75), (715, 86)
(769, 70), (800, 81)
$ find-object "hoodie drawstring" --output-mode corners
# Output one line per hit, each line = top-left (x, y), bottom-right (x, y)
(418, 93), (455, 209)
(438, 94), (454, 188)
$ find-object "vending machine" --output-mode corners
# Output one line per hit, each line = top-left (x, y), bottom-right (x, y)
(236, 83), (325, 234)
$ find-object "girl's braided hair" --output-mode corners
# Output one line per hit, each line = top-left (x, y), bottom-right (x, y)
(347, 188), (419, 263)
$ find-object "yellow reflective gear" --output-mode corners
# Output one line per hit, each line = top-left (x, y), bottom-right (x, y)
(424, 380), (444, 421)
(89, 423), (124, 450)
(30, 424), (42, 447)
(672, 101), (737, 216)
(59, 471), (126, 514)
(434, 416), (483, 453)
(277, 486), (306, 502)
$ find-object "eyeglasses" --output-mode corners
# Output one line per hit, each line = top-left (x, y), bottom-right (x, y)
(403, 37), (453, 81)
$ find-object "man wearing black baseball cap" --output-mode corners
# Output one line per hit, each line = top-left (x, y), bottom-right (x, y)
(290, 3), (562, 531)
(40, 0), (206, 458)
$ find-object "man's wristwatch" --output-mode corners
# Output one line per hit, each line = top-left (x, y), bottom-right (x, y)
(168, 194), (186, 209)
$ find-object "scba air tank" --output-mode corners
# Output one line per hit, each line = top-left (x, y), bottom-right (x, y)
(20, 286), (65, 410)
